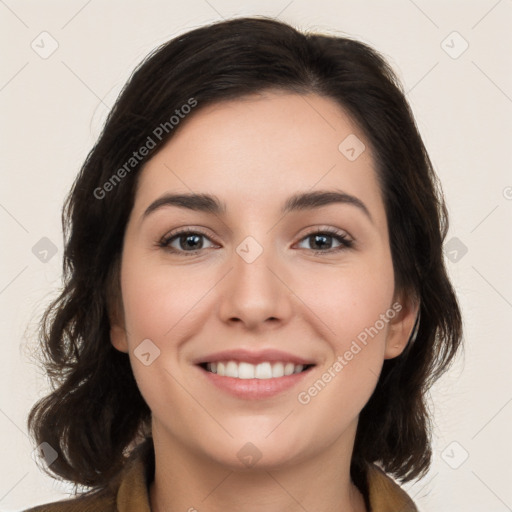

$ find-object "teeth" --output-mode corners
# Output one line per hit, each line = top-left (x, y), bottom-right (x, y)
(284, 362), (295, 376)
(205, 360), (309, 379)
(226, 361), (238, 378)
(238, 361), (254, 379)
(255, 362), (272, 379)
(272, 362), (284, 378)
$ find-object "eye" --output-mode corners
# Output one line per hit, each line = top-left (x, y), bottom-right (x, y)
(296, 228), (353, 254)
(158, 229), (217, 255)
(157, 227), (353, 256)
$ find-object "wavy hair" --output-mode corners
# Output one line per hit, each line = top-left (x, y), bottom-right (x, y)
(27, 15), (463, 495)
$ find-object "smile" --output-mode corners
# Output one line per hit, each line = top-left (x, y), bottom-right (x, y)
(197, 360), (315, 400)
(202, 361), (314, 379)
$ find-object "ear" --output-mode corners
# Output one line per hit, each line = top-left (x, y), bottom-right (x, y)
(384, 292), (420, 360)
(105, 258), (129, 353)
(108, 295), (129, 353)
(110, 323), (129, 353)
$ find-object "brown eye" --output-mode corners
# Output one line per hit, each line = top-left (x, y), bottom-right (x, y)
(296, 229), (353, 253)
(159, 229), (217, 255)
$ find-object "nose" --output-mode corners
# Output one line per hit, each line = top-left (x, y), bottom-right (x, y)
(217, 238), (294, 331)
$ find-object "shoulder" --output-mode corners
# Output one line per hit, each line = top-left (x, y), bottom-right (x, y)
(24, 439), (154, 512)
(23, 489), (115, 512)
(366, 463), (418, 512)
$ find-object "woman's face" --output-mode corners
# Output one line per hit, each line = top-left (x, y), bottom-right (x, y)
(111, 91), (417, 470)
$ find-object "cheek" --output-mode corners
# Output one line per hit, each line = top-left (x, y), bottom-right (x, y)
(299, 254), (395, 343)
(118, 252), (217, 403)
(295, 253), (395, 395)
(120, 252), (213, 342)
(118, 253), (207, 424)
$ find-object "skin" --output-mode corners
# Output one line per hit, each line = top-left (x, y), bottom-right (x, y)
(110, 91), (418, 512)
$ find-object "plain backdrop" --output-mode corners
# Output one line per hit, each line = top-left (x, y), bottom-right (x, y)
(1, 1), (511, 510)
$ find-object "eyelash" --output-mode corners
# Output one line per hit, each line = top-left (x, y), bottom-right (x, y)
(157, 227), (354, 257)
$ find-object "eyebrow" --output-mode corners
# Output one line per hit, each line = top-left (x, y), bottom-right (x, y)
(141, 189), (372, 223)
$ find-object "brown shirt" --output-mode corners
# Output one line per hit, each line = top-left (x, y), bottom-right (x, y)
(25, 447), (418, 512)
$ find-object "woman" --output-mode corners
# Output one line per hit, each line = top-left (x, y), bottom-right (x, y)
(26, 16), (462, 512)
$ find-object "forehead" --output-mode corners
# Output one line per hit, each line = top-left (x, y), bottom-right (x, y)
(132, 91), (384, 224)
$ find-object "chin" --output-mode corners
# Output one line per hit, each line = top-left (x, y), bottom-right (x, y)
(202, 434), (309, 472)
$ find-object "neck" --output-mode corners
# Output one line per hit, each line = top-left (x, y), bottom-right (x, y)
(148, 420), (367, 512)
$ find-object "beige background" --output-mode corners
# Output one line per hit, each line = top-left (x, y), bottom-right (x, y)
(1, 1), (511, 510)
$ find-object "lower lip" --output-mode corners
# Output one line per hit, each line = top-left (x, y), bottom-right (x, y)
(198, 365), (314, 399)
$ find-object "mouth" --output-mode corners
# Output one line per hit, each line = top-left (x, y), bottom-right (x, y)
(198, 361), (315, 379)
(193, 349), (317, 399)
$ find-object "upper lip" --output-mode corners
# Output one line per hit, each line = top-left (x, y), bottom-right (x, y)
(194, 349), (316, 366)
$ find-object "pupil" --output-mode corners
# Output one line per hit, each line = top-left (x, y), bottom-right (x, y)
(312, 234), (330, 250)
(182, 234), (201, 250)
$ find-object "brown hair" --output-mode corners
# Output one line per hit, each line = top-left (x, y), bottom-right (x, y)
(28, 15), (463, 495)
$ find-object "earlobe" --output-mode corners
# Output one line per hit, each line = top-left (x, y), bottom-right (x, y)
(384, 295), (420, 360)
(110, 324), (129, 353)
